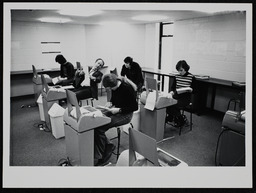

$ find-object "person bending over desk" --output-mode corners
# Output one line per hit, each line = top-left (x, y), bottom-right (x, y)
(121, 56), (144, 92)
(166, 60), (195, 127)
(72, 58), (105, 102)
(54, 54), (75, 86)
(94, 73), (138, 166)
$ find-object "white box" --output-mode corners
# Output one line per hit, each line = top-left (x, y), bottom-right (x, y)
(36, 94), (45, 121)
(48, 103), (65, 139)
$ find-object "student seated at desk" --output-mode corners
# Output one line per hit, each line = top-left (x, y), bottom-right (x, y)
(71, 58), (105, 102)
(94, 73), (138, 166)
(121, 56), (144, 92)
(53, 54), (75, 86)
(166, 60), (195, 127)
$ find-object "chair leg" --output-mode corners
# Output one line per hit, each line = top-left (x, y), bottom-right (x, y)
(116, 127), (121, 160)
(190, 111), (192, 131)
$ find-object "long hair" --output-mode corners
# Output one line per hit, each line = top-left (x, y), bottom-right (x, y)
(55, 55), (67, 64)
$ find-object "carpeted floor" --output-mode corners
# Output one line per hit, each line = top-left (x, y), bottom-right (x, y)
(10, 93), (224, 166)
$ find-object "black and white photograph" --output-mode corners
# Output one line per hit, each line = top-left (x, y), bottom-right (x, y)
(2, 2), (253, 189)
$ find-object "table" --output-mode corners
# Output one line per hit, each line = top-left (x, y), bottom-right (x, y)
(141, 67), (176, 92)
(141, 67), (245, 114)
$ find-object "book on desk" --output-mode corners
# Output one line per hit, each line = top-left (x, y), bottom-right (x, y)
(195, 74), (210, 80)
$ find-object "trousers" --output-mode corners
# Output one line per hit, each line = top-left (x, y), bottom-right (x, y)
(71, 86), (92, 101)
(94, 111), (133, 159)
(166, 93), (191, 117)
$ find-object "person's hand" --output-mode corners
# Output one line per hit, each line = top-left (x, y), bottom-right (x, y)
(167, 91), (174, 98)
(105, 102), (113, 108)
(90, 75), (96, 81)
(109, 108), (120, 115)
(79, 70), (85, 76)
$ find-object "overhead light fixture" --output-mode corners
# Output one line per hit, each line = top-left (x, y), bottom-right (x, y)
(38, 17), (71, 23)
(58, 9), (103, 17)
(99, 21), (127, 26)
(132, 15), (168, 22)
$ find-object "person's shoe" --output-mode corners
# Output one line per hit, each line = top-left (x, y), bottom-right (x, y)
(96, 144), (116, 166)
(173, 116), (184, 128)
(166, 114), (173, 124)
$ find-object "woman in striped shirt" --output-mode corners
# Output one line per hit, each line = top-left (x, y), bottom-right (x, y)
(166, 60), (195, 127)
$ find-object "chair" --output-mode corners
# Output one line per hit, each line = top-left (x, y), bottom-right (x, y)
(79, 98), (94, 107)
(109, 122), (134, 161)
(116, 127), (160, 166)
(165, 103), (193, 136)
(76, 61), (82, 70)
(215, 110), (245, 166)
(227, 82), (245, 113)
(110, 67), (118, 76)
(116, 127), (187, 166)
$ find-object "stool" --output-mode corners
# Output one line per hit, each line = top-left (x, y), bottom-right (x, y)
(79, 98), (94, 107)
(110, 123), (134, 161)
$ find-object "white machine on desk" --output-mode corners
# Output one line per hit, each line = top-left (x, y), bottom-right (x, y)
(215, 110), (245, 166)
(32, 65), (52, 102)
(116, 127), (188, 167)
(41, 74), (73, 130)
(63, 89), (111, 166)
(139, 77), (177, 141)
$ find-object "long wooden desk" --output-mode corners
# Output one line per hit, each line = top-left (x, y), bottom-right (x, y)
(141, 67), (176, 92)
(11, 68), (61, 97)
(141, 67), (245, 114)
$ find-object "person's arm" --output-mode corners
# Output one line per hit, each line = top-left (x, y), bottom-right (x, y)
(119, 76), (137, 91)
(120, 65), (126, 77)
(62, 63), (75, 85)
(91, 71), (103, 83)
(136, 65), (144, 90)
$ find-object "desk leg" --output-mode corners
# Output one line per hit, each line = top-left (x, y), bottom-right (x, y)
(64, 124), (94, 166)
(211, 85), (216, 110)
(193, 82), (208, 115)
(161, 76), (165, 92)
(140, 104), (166, 142)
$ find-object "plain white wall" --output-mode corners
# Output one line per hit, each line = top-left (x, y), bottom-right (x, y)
(172, 12), (246, 82)
(84, 24), (146, 75)
(11, 21), (154, 74)
(11, 21), (87, 71)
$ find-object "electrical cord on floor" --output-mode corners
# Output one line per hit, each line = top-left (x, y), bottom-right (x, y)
(214, 127), (226, 166)
(21, 103), (37, 108)
(58, 157), (72, 166)
(33, 122), (51, 132)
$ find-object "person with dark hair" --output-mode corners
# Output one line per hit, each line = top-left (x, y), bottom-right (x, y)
(72, 58), (105, 102)
(94, 73), (138, 166)
(166, 60), (195, 127)
(121, 56), (144, 92)
(55, 54), (75, 86)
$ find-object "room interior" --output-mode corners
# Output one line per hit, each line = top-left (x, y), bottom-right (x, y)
(3, 2), (252, 189)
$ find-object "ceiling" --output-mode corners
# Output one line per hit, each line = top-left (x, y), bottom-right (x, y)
(10, 4), (241, 25)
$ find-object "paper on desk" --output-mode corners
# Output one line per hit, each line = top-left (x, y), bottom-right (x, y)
(144, 91), (156, 111)
(52, 77), (59, 85)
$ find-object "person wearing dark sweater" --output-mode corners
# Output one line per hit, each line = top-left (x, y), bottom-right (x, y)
(121, 56), (144, 92)
(166, 60), (195, 127)
(94, 73), (138, 166)
(72, 58), (105, 101)
(55, 54), (75, 86)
